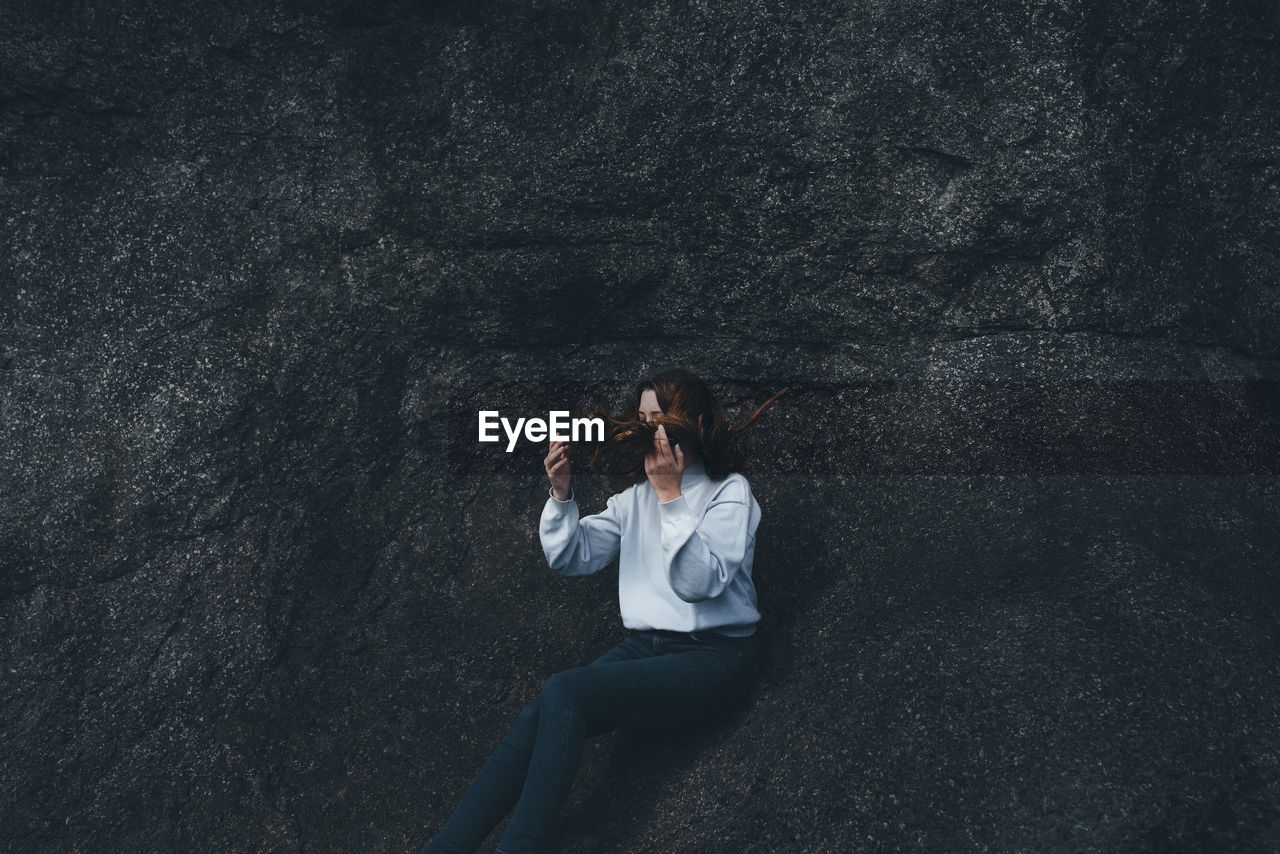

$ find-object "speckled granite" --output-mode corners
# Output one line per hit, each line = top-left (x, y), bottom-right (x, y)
(2, 1), (1278, 852)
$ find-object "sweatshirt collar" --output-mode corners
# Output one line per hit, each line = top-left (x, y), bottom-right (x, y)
(682, 458), (709, 486)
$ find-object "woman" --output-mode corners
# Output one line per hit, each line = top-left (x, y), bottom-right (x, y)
(422, 367), (786, 854)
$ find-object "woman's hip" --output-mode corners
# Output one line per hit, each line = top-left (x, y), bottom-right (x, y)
(626, 628), (759, 691)
(539, 634), (754, 729)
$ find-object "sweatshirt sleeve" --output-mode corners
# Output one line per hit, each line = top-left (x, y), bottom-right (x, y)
(656, 476), (755, 602)
(539, 484), (626, 576)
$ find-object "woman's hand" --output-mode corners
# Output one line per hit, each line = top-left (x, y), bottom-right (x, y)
(545, 439), (571, 500)
(644, 424), (685, 502)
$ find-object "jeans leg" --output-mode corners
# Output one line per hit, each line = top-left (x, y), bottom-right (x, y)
(496, 635), (754, 853)
(422, 635), (646, 854)
(420, 698), (541, 854)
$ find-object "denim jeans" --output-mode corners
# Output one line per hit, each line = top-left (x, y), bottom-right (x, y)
(420, 628), (759, 854)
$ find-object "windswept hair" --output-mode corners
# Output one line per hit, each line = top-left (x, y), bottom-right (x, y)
(575, 367), (788, 483)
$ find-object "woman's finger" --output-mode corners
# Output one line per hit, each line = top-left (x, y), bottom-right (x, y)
(546, 445), (569, 468)
(658, 425), (674, 464)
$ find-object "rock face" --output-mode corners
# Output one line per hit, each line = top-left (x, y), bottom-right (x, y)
(2, 1), (1278, 852)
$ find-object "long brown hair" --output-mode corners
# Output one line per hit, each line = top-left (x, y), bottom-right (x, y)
(578, 367), (788, 483)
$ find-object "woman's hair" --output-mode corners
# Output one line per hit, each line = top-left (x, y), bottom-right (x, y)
(578, 367), (788, 483)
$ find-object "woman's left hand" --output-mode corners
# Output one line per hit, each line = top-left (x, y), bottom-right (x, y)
(645, 424), (685, 502)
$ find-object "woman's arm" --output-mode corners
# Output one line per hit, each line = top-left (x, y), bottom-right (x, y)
(657, 476), (759, 602)
(539, 488), (627, 576)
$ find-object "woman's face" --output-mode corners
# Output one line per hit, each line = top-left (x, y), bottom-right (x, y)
(638, 389), (663, 424)
(639, 388), (696, 462)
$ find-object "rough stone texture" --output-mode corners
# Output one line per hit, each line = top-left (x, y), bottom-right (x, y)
(2, 1), (1278, 852)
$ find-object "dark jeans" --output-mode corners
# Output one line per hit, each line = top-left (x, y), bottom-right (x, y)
(420, 628), (759, 854)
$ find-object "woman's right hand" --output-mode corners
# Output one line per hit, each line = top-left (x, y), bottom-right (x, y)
(545, 439), (571, 500)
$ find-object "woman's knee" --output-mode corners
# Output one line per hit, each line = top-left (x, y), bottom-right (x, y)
(499, 697), (542, 746)
(540, 666), (597, 712)
(539, 669), (577, 702)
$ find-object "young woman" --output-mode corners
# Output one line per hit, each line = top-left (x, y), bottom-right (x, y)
(421, 367), (786, 854)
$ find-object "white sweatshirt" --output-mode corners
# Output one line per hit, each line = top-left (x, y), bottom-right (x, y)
(538, 458), (761, 636)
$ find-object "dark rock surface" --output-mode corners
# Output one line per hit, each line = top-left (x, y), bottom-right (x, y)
(2, 1), (1278, 852)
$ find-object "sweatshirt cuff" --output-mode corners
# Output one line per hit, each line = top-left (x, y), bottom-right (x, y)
(656, 492), (697, 526)
(548, 483), (575, 503)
